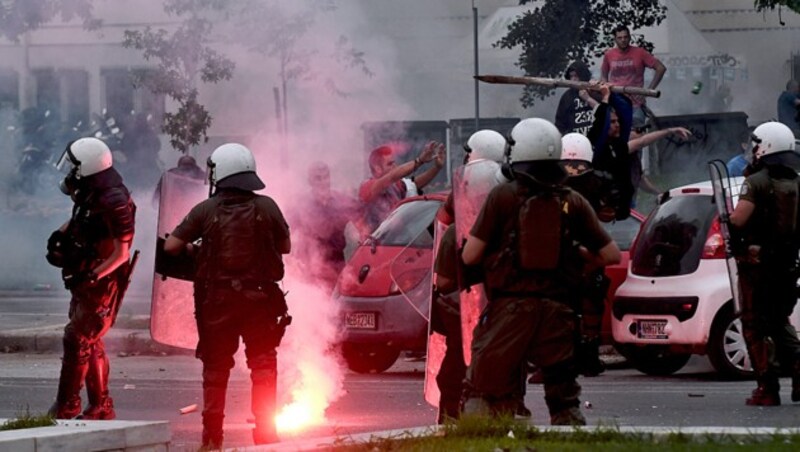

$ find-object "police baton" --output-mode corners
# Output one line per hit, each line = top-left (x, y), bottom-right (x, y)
(111, 249), (140, 325)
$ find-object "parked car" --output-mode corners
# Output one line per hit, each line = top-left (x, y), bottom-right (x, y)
(335, 193), (644, 374)
(612, 179), (800, 378)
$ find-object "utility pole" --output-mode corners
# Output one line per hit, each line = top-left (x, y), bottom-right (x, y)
(472, 0), (480, 131)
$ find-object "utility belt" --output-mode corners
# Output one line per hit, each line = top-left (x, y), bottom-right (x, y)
(206, 278), (279, 292)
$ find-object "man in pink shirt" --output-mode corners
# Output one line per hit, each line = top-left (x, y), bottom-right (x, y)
(601, 24), (666, 126)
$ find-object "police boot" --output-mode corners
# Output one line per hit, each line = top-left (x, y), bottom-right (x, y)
(251, 368), (279, 445)
(78, 347), (115, 420)
(746, 379), (781, 406)
(437, 394), (461, 424)
(579, 336), (606, 377)
(48, 360), (89, 419)
(201, 370), (229, 449)
(791, 360), (800, 403)
(544, 379), (586, 426)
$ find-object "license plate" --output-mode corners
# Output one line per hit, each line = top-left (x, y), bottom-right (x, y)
(637, 319), (668, 339)
(345, 312), (376, 330)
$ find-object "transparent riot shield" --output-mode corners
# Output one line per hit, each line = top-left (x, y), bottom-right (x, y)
(453, 159), (503, 365)
(708, 159), (742, 315)
(151, 172), (207, 349)
(423, 218), (450, 407)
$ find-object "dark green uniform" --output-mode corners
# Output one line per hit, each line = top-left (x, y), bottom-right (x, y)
(430, 224), (466, 422)
(464, 180), (612, 424)
(735, 164), (800, 404)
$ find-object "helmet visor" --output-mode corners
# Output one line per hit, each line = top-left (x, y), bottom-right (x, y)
(56, 144), (79, 175)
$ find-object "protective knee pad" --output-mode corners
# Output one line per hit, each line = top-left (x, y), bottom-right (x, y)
(62, 328), (91, 365)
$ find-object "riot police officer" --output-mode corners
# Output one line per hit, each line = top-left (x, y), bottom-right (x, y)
(46, 137), (136, 420)
(729, 121), (800, 406)
(461, 118), (620, 425)
(164, 143), (291, 448)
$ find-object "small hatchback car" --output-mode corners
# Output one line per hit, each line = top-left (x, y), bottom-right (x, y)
(335, 190), (644, 374)
(612, 179), (800, 377)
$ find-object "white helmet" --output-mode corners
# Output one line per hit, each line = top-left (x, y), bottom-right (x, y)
(57, 137), (113, 178)
(560, 133), (593, 163)
(752, 121), (796, 159)
(207, 143), (265, 191)
(465, 129), (506, 163)
(509, 118), (562, 163)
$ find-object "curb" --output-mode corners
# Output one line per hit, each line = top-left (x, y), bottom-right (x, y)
(0, 419), (170, 452)
(245, 425), (800, 451)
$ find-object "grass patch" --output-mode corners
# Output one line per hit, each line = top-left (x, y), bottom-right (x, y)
(331, 415), (800, 451)
(0, 408), (57, 431)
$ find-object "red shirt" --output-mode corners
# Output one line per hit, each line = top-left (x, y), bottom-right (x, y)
(601, 46), (660, 106)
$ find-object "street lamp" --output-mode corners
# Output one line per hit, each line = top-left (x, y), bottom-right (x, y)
(472, 0), (480, 130)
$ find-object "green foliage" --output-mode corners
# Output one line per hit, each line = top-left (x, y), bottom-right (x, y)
(0, 408), (56, 431)
(497, 0), (667, 107)
(0, 0), (99, 41)
(754, 0), (800, 13)
(123, 0), (234, 153)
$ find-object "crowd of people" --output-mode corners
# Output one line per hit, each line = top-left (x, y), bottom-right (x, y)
(39, 20), (800, 449)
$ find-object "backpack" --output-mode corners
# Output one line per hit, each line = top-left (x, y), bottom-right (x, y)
(517, 189), (568, 271)
(202, 196), (284, 282)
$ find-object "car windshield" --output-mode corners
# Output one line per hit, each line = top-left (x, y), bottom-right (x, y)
(601, 215), (641, 251)
(371, 199), (440, 248)
(630, 194), (716, 277)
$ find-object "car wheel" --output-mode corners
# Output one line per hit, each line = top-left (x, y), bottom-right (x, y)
(341, 343), (400, 374)
(708, 305), (753, 379)
(617, 344), (691, 376)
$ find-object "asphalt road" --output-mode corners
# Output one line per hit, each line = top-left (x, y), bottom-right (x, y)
(4, 294), (800, 450)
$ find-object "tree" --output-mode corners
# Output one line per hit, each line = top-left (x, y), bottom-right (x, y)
(0, 0), (98, 42)
(497, 0), (667, 107)
(229, 1), (372, 138)
(123, 0), (234, 154)
(754, 0), (800, 14)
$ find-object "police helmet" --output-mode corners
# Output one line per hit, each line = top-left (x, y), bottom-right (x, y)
(207, 143), (265, 191)
(560, 133), (593, 163)
(509, 118), (562, 163)
(464, 129), (506, 163)
(752, 121), (796, 160)
(57, 137), (113, 178)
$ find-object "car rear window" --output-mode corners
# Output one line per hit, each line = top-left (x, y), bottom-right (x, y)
(630, 194), (716, 277)
(602, 215), (641, 251)
(371, 199), (440, 248)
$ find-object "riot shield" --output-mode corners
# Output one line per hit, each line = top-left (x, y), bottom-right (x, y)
(423, 217), (450, 408)
(708, 159), (742, 315)
(151, 172), (207, 349)
(453, 159), (503, 365)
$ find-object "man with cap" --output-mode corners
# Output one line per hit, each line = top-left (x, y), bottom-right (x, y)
(164, 143), (291, 447)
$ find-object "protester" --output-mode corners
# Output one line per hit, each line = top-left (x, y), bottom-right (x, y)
(359, 141), (445, 234)
(587, 82), (635, 220)
(151, 154), (206, 207)
(601, 24), (666, 126)
(555, 61), (599, 135)
(461, 118), (620, 425)
(164, 143), (291, 447)
(291, 161), (362, 291)
(46, 137), (136, 420)
(729, 122), (800, 407)
(776, 80), (800, 138)
(726, 128), (755, 177)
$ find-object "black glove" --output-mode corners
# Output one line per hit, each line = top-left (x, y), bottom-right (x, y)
(46, 230), (67, 268)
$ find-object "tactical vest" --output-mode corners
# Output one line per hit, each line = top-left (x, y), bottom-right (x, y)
(197, 196), (284, 283)
(750, 166), (800, 265)
(483, 184), (582, 299)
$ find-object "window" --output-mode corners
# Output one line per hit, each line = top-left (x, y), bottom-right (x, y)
(102, 67), (165, 124)
(0, 69), (19, 109)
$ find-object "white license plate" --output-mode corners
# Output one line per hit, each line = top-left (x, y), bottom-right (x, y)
(345, 312), (376, 330)
(637, 320), (668, 339)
